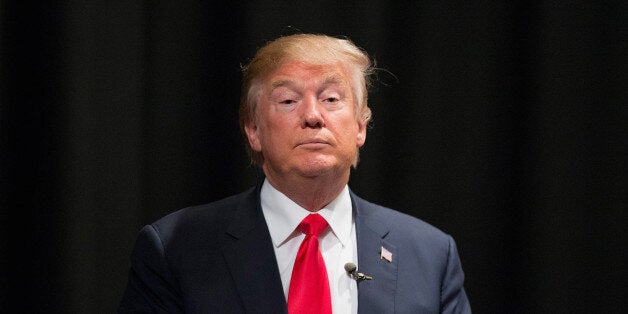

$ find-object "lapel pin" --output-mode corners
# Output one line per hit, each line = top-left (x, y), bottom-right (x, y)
(380, 246), (392, 263)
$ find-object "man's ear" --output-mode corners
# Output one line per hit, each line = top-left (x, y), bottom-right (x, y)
(244, 122), (262, 152)
(356, 119), (367, 147)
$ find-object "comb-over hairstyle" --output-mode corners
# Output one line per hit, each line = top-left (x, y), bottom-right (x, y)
(239, 34), (374, 166)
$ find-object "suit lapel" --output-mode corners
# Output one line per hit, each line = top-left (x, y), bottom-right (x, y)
(352, 193), (398, 314)
(221, 187), (287, 314)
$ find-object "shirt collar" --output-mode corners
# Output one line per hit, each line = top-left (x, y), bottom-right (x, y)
(260, 178), (353, 248)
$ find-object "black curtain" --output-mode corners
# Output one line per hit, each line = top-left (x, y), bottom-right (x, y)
(2, 1), (626, 313)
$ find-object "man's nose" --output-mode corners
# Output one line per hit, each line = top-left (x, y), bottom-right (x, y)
(301, 97), (325, 128)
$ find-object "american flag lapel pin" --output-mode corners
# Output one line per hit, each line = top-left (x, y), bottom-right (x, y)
(380, 246), (392, 263)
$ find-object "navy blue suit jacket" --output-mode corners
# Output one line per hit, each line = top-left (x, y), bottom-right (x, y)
(119, 185), (471, 313)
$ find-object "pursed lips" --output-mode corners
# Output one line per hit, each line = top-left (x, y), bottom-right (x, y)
(295, 138), (330, 147)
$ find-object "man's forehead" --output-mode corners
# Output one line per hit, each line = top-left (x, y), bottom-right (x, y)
(267, 61), (350, 87)
(270, 73), (347, 89)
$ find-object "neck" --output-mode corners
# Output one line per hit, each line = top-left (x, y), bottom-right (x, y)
(263, 168), (349, 212)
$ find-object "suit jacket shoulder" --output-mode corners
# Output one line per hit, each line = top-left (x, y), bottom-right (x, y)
(119, 186), (287, 313)
(353, 194), (450, 241)
(151, 186), (257, 250)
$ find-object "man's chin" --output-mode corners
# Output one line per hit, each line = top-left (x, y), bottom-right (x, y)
(295, 158), (346, 178)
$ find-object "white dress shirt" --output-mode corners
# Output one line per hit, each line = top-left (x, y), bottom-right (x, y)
(260, 179), (358, 314)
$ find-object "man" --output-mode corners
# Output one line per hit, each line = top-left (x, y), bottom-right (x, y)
(119, 34), (471, 313)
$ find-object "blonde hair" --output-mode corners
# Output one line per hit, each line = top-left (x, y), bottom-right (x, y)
(239, 34), (374, 166)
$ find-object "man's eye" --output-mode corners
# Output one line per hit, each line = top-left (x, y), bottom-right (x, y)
(280, 99), (296, 105)
(324, 97), (338, 102)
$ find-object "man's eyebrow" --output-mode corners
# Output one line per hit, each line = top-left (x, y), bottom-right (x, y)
(323, 74), (346, 86)
(269, 73), (347, 90)
(270, 79), (295, 89)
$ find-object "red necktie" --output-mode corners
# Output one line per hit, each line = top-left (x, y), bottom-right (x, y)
(287, 214), (332, 314)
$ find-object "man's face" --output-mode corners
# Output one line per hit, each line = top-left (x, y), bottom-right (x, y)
(244, 61), (367, 180)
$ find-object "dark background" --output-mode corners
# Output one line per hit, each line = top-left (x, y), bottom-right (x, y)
(2, 1), (627, 313)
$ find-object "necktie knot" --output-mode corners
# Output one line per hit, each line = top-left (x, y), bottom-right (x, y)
(298, 214), (328, 237)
